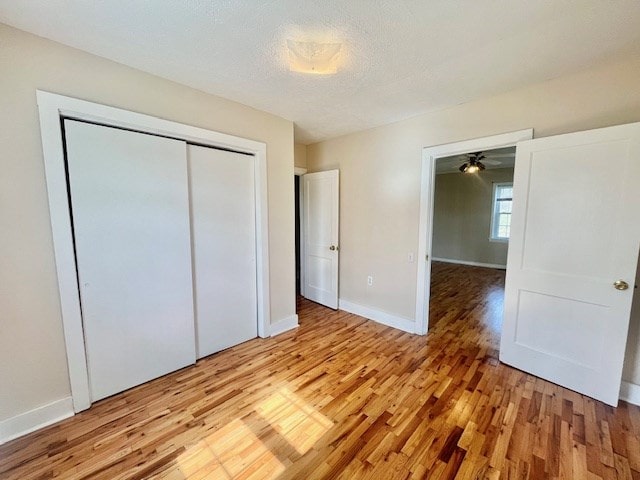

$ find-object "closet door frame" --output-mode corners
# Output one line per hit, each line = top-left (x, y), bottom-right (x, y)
(37, 90), (271, 413)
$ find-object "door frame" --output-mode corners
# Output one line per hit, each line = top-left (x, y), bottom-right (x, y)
(294, 167), (307, 298)
(37, 90), (271, 412)
(414, 129), (533, 334)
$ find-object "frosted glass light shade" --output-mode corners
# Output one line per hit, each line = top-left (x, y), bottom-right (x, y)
(287, 40), (342, 75)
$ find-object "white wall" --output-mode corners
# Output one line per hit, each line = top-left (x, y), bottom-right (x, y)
(0, 24), (295, 424)
(307, 55), (640, 389)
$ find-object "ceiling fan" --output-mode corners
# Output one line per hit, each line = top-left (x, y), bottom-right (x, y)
(458, 151), (503, 173)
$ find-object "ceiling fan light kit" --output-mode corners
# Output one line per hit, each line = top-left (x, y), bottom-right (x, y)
(459, 152), (487, 173)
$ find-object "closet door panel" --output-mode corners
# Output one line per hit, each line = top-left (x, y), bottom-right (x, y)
(65, 120), (195, 401)
(189, 145), (257, 358)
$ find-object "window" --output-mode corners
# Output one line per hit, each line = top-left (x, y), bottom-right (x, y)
(491, 182), (513, 241)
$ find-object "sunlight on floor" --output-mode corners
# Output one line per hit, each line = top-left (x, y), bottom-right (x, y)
(255, 386), (334, 455)
(172, 418), (286, 479)
(170, 386), (333, 479)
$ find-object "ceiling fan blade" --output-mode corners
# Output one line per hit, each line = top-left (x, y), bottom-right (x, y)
(482, 159), (502, 165)
(483, 152), (515, 159)
(459, 163), (468, 173)
(477, 161), (486, 170)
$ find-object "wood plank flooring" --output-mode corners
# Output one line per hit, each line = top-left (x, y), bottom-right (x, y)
(1, 261), (639, 479)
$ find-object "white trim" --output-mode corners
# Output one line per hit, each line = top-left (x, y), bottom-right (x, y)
(415, 129), (533, 335)
(432, 257), (507, 270)
(620, 381), (640, 406)
(0, 397), (74, 445)
(270, 315), (299, 336)
(37, 90), (271, 414)
(298, 174), (306, 298)
(293, 169), (306, 298)
(339, 299), (416, 334)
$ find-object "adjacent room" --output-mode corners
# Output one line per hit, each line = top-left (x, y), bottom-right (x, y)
(2, 2), (640, 479)
(427, 148), (515, 341)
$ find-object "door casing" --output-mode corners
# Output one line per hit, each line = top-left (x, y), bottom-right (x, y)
(37, 90), (271, 413)
(415, 129), (534, 334)
(294, 167), (307, 298)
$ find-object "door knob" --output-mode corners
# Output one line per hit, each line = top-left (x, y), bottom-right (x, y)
(329, 245), (338, 251)
(613, 280), (629, 291)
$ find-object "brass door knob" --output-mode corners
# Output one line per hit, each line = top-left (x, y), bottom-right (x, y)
(613, 280), (629, 291)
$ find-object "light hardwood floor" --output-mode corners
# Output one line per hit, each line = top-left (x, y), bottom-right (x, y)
(1, 262), (639, 479)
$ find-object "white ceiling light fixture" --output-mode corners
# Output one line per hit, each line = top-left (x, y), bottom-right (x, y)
(3, 2), (640, 143)
(287, 40), (342, 75)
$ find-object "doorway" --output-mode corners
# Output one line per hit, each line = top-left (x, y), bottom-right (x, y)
(295, 175), (301, 296)
(414, 129), (533, 335)
(294, 168), (307, 312)
(417, 124), (640, 406)
(428, 147), (515, 331)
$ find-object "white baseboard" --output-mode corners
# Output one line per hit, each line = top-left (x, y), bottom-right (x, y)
(270, 314), (299, 337)
(0, 397), (74, 445)
(432, 257), (507, 270)
(339, 299), (416, 334)
(620, 381), (640, 406)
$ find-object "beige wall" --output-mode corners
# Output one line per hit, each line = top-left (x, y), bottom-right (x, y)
(294, 143), (307, 169)
(307, 55), (640, 387)
(433, 168), (514, 266)
(0, 24), (295, 422)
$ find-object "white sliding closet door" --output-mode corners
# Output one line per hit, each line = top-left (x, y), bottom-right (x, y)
(65, 120), (196, 402)
(188, 145), (257, 358)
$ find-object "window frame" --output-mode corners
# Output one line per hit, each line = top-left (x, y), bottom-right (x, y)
(490, 182), (513, 242)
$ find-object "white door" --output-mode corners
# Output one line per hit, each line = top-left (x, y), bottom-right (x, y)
(500, 122), (640, 406)
(303, 170), (339, 309)
(189, 145), (257, 358)
(65, 120), (196, 402)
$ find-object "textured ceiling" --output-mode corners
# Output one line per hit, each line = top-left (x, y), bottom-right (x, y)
(2, 1), (640, 144)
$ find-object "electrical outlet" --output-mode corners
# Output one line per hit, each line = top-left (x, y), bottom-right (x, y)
(367, 275), (373, 286)
(408, 252), (414, 263)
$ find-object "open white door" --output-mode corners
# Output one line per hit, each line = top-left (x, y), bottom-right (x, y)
(303, 170), (339, 309)
(500, 122), (640, 406)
